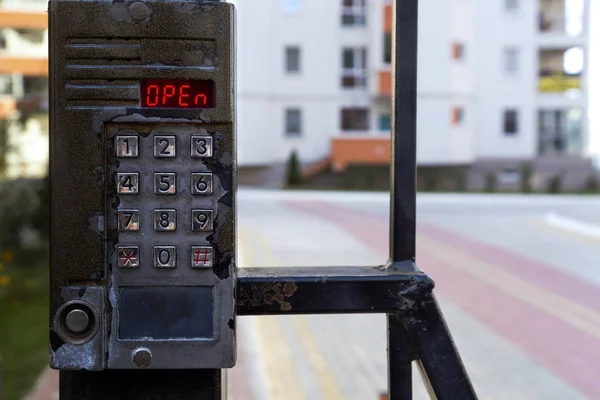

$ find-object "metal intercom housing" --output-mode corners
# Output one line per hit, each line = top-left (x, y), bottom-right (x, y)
(49, 0), (236, 370)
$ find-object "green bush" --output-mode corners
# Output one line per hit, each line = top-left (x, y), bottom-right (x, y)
(484, 172), (497, 193)
(547, 174), (563, 194)
(584, 174), (600, 194)
(520, 162), (533, 193)
(285, 150), (303, 186)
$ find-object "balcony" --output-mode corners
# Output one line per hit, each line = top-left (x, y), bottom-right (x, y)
(538, 47), (583, 94)
(538, 0), (585, 37)
(331, 135), (390, 172)
(0, 0), (47, 12)
(0, 0), (47, 30)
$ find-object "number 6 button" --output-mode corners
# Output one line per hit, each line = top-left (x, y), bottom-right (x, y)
(191, 173), (213, 195)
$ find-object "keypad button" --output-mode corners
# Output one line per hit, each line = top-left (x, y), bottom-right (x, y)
(191, 135), (213, 158)
(154, 209), (177, 232)
(118, 209), (140, 231)
(154, 173), (176, 195)
(191, 173), (213, 195)
(192, 210), (214, 232)
(117, 246), (140, 268)
(154, 246), (176, 268)
(154, 136), (176, 158)
(191, 246), (213, 268)
(116, 135), (139, 158)
(117, 173), (139, 194)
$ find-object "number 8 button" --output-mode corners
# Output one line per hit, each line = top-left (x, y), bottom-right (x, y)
(191, 173), (213, 195)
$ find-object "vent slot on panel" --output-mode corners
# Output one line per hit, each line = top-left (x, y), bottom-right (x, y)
(65, 39), (142, 107)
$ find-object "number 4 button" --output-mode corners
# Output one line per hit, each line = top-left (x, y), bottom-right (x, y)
(191, 173), (213, 195)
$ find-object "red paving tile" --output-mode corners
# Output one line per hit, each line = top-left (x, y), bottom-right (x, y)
(284, 200), (600, 399)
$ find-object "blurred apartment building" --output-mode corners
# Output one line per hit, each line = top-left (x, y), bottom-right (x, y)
(0, 0), (48, 178)
(233, 0), (592, 189)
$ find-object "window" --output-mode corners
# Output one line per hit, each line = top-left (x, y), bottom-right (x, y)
(505, 0), (518, 11)
(504, 48), (519, 73)
(503, 110), (518, 135)
(378, 114), (391, 131)
(538, 109), (582, 155)
(452, 42), (465, 60)
(451, 107), (464, 125)
(341, 48), (367, 88)
(285, 108), (302, 136)
(342, 0), (366, 27)
(383, 33), (392, 64)
(285, 46), (301, 73)
(283, 0), (301, 13)
(341, 108), (369, 131)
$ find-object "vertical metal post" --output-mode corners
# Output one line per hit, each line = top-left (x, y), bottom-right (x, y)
(387, 0), (419, 399)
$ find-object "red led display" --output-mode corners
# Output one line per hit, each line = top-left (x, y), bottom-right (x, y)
(141, 79), (215, 108)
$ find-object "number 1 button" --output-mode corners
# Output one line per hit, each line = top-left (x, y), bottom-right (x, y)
(116, 136), (139, 158)
(154, 136), (176, 158)
(191, 173), (213, 195)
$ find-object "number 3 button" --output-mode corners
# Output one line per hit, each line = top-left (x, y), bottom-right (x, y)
(191, 173), (213, 195)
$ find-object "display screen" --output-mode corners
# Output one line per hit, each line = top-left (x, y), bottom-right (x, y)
(141, 79), (215, 108)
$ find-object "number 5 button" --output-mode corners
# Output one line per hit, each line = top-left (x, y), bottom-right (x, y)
(154, 173), (176, 195)
(191, 173), (213, 195)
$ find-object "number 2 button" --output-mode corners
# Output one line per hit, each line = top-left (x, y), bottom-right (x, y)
(154, 136), (176, 158)
(191, 173), (213, 195)
(154, 173), (176, 195)
(191, 135), (213, 158)
(117, 173), (139, 194)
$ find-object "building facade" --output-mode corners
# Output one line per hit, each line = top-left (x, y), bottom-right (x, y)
(0, 0), (49, 178)
(232, 0), (592, 189)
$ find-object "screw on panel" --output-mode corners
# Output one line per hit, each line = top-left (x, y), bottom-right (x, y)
(132, 348), (152, 368)
(129, 2), (150, 21)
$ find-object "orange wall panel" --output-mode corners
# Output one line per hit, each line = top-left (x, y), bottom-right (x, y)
(0, 10), (47, 30)
(0, 57), (48, 76)
(0, 97), (17, 119)
(383, 5), (392, 33)
(332, 137), (391, 171)
(379, 70), (392, 97)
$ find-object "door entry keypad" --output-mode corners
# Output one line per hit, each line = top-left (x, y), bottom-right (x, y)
(107, 124), (221, 280)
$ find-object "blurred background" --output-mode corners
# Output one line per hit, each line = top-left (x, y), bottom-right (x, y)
(0, 0), (599, 399)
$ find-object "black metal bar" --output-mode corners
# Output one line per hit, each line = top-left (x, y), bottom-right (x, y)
(389, 0), (418, 265)
(410, 294), (478, 400)
(387, 315), (414, 400)
(60, 369), (223, 400)
(236, 267), (433, 316)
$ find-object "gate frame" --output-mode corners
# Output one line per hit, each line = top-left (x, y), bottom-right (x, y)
(59, 1), (478, 399)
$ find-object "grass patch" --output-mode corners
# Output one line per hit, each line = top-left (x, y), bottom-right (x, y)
(0, 253), (49, 400)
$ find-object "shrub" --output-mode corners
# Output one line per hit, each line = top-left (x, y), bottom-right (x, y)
(520, 162), (533, 193)
(484, 172), (497, 193)
(584, 174), (600, 194)
(547, 174), (563, 194)
(285, 150), (303, 186)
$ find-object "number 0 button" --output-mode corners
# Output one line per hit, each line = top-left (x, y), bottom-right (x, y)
(191, 173), (213, 195)
(154, 173), (176, 195)
(154, 246), (176, 268)
(154, 209), (176, 231)
(154, 136), (176, 158)
(191, 135), (213, 158)
(117, 173), (139, 194)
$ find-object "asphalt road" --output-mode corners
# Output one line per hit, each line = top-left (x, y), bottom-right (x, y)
(30, 190), (600, 400)
(229, 189), (600, 400)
